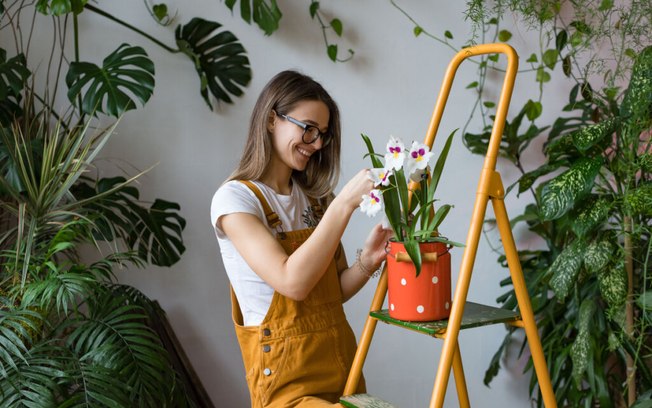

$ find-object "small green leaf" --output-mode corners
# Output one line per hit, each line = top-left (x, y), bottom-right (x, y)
(526, 53), (538, 63)
(598, 0), (613, 11)
(413, 26), (423, 37)
(570, 31), (583, 47)
(525, 100), (542, 121)
(637, 291), (652, 311)
(498, 29), (512, 42)
(330, 18), (343, 36)
(542, 49), (558, 70)
(555, 30), (568, 51)
(152, 4), (168, 21)
(488, 54), (499, 62)
(327, 44), (337, 62)
(309, 1), (319, 18)
(483, 101), (495, 108)
(624, 48), (637, 59)
(536, 67), (551, 83)
(580, 82), (594, 101)
(444, 30), (453, 39)
(466, 81), (478, 89)
(562, 56), (572, 76)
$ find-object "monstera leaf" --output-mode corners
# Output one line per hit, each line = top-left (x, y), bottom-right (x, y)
(66, 44), (155, 117)
(224, 0), (282, 35)
(36, 0), (87, 15)
(0, 50), (30, 125)
(175, 18), (251, 108)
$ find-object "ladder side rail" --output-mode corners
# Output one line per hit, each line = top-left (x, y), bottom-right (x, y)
(429, 43), (518, 408)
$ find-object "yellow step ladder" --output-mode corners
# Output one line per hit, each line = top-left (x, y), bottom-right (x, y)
(340, 43), (557, 408)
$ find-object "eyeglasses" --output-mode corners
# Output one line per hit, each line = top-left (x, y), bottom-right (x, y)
(279, 114), (331, 147)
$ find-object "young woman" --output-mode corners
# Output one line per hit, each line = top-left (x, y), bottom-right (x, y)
(210, 70), (391, 407)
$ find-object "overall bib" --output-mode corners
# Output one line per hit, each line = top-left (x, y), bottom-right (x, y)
(230, 181), (365, 407)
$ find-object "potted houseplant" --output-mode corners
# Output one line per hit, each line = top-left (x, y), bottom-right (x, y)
(359, 132), (462, 321)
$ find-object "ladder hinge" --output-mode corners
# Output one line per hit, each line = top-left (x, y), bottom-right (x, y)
(478, 169), (505, 199)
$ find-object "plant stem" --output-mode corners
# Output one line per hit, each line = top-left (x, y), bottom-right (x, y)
(624, 215), (636, 405)
(84, 4), (179, 54)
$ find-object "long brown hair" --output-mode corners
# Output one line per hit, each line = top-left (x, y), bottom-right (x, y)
(228, 70), (341, 199)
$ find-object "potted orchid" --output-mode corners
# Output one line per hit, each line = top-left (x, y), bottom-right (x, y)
(359, 132), (461, 321)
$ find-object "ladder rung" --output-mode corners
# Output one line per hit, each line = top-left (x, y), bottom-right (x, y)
(370, 301), (521, 337)
(340, 394), (397, 408)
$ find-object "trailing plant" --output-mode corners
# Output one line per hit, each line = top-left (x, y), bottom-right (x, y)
(390, 0), (651, 406)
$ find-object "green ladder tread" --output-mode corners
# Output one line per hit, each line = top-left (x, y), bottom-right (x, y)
(370, 301), (521, 337)
(340, 394), (397, 408)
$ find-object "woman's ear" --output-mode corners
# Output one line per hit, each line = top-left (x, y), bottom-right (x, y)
(267, 110), (277, 132)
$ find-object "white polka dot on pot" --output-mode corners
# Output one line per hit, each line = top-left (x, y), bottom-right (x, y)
(416, 305), (424, 313)
(400, 278), (407, 286)
(432, 276), (438, 284)
(390, 304), (395, 311)
(445, 302), (450, 310)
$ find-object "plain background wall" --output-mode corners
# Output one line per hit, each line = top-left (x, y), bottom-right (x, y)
(3, 1), (575, 406)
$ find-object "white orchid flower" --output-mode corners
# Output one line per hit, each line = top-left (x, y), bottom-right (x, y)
(368, 168), (392, 187)
(406, 141), (433, 176)
(360, 189), (384, 217)
(384, 136), (406, 171)
(409, 166), (428, 183)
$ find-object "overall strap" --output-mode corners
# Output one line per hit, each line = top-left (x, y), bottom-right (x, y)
(238, 180), (282, 229)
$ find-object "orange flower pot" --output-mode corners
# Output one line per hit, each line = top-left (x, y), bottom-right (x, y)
(386, 241), (451, 321)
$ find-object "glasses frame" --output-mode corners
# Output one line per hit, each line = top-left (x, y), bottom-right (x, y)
(278, 113), (331, 146)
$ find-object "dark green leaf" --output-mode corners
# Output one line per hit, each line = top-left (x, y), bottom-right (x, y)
(525, 100), (542, 121)
(562, 55), (572, 76)
(225, 0), (282, 35)
(483, 101), (495, 108)
(0, 51), (30, 99)
(175, 18), (252, 108)
(327, 44), (337, 61)
(152, 4), (168, 21)
(540, 157), (602, 220)
(516, 163), (561, 195)
(66, 44), (155, 117)
(598, 261), (627, 308)
(36, 0), (87, 15)
(444, 30), (453, 39)
(309, 1), (319, 18)
(571, 197), (609, 236)
(403, 239), (422, 277)
(570, 117), (619, 152)
(620, 46), (652, 125)
(498, 30), (512, 42)
(555, 30), (568, 51)
(570, 300), (595, 385)
(330, 18), (342, 37)
(549, 239), (584, 300)
(413, 26), (423, 37)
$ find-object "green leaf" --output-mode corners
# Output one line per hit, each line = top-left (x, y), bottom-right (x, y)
(583, 239), (612, 274)
(570, 117), (619, 152)
(624, 183), (652, 216)
(525, 100), (542, 121)
(571, 197), (609, 236)
(224, 0), (282, 35)
(66, 44), (155, 117)
(330, 18), (343, 36)
(562, 56), (572, 76)
(540, 157), (602, 221)
(466, 81), (478, 89)
(175, 18), (252, 108)
(498, 29), (512, 42)
(483, 101), (495, 108)
(444, 30), (453, 39)
(637, 291), (652, 311)
(549, 239), (584, 301)
(516, 163), (561, 195)
(555, 30), (568, 51)
(620, 46), (652, 125)
(403, 239), (422, 277)
(327, 44), (337, 61)
(36, 0), (87, 15)
(570, 300), (595, 386)
(309, 1), (319, 18)
(0, 51), (30, 99)
(413, 26), (423, 37)
(536, 67), (551, 83)
(542, 49), (558, 70)
(152, 4), (168, 21)
(598, 261), (627, 308)
(598, 0), (613, 11)
(526, 53), (538, 63)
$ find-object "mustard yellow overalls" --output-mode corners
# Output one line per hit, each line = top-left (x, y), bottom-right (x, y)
(230, 181), (365, 407)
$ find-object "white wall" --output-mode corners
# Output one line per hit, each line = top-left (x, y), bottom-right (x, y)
(5, 1), (574, 406)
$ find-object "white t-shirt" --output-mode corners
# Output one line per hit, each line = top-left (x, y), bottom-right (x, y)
(210, 180), (320, 326)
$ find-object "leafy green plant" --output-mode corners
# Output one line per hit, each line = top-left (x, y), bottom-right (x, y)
(391, 1), (651, 405)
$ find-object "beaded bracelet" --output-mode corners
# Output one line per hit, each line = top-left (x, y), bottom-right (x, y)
(356, 249), (382, 278)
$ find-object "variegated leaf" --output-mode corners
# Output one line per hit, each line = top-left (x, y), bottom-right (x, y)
(583, 239), (612, 274)
(549, 240), (584, 301)
(570, 299), (595, 387)
(540, 158), (602, 221)
(624, 183), (652, 216)
(516, 163), (561, 196)
(543, 133), (576, 161)
(620, 46), (652, 123)
(571, 117), (619, 152)
(571, 197), (610, 237)
(598, 262), (627, 308)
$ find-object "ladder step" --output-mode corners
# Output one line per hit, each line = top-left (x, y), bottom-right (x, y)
(370, 301), (521, 337)
(340, 394), (397, 408)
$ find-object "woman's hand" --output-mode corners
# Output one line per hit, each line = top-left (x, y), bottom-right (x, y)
(335, 168), (375, 212)
(360, 223), (394, 271)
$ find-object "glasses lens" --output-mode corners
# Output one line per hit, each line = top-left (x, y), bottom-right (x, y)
(303, 127), (320, 143)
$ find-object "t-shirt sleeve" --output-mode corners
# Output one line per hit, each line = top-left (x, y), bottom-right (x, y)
(210, 181), (263, 239)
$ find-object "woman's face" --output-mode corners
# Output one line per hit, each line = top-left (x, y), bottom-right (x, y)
(269, 100), (330, 172)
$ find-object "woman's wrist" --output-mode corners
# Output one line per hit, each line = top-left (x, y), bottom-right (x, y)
(355, 249), (382, 278)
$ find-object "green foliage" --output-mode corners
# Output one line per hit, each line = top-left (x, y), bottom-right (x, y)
(224, 0), (282, 36)
(176, 18), (251, 108)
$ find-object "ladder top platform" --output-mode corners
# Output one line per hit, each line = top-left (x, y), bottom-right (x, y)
(370, 302), (521, 337)
(340, 393), (397, 408)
